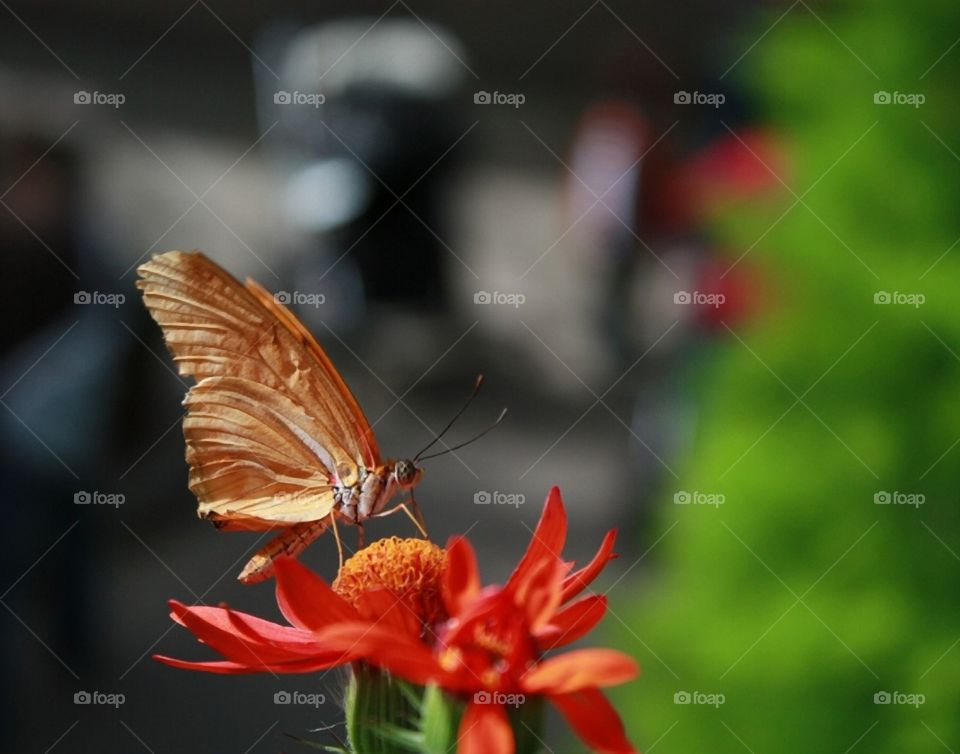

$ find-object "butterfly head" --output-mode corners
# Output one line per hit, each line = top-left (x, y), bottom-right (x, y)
(393, 459), (423, 489)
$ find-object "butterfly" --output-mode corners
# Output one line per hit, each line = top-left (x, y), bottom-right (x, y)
(137, 251), (442, 583)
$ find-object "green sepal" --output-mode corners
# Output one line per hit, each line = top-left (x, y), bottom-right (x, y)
(418, 684), (464, 754)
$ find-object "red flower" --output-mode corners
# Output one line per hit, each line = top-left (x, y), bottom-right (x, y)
(680, 126), (789, 215)
(156, 488), (638, 753)
(155, 537), (446, 674)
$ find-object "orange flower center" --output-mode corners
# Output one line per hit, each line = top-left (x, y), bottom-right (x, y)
(436, 600), (539, 692)
(333, 537), (447, 625)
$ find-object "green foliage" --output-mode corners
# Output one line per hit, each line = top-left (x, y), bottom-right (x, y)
(614, 0), (960, 751)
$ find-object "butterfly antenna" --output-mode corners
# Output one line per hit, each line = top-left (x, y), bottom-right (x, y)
(417, 408), (508, 461)
(414, 375), (485, 461)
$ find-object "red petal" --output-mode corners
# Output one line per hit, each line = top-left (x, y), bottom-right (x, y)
(169, 601), (320, 651)
(458, 701), (515, 754)
(153, 653), (347, 674)
(314, 622), (454, 687)
(513, 555), (563, 631)
(440, 585), (511, 647)
(521, 649), (639, 694)
(506, 487), (568, 592)
(154, 656), (260, 674)
(534, 595), (607, 649)
(561, 529), (617, 603)
(550, 688), (637, 753)
(354, 588), (420, 637)
(225, 609), (326, 650)
(443, 536), (481, 616)
(169, 601), (330, 666)
(273, 556), (359, 632)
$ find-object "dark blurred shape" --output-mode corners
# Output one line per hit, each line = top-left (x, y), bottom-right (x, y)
(0, 134), (81, 351)
(0, 131), (89, 750)
(255, 18), (468, 319)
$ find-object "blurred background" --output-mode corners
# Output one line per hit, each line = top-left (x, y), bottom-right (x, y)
(2, 0), (959, 750)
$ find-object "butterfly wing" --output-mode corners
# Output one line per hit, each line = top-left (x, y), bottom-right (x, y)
(183, 376), (338, 525)
(137, 250), (379, 527)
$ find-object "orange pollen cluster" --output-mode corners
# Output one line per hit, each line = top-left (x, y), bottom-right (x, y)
(438, 646), (463, 672)
(333, 537), (448, 625)
(473, 624), (512, 658)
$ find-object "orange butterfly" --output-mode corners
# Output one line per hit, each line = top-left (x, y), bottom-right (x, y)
(137, 251), (433, 583)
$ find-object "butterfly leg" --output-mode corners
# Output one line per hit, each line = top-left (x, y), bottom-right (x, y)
(371, 498), (429, 538)
(408, 492), (429, 538)
(329, 511), (345, 571)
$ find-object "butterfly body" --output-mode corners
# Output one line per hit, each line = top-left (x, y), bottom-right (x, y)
(336, 459), (422, 523)
(137, 250), (427, 582)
